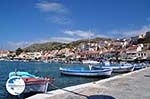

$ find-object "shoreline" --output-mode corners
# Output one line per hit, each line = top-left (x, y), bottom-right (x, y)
(27, 67), (150, 99)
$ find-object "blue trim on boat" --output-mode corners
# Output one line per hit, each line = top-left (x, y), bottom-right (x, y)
(60, 68), (112, 73)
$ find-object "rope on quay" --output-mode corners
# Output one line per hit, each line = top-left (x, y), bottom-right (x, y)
(49, 83), (88, 98)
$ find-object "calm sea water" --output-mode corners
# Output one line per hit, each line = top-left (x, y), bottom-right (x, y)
(0, 61), (107, 99)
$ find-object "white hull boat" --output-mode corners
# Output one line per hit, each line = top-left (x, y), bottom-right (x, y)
(8, 72), (53, 93)
(111, 65), (134, 73)
(59, 67), (112, 77)
(134, 64), (144, 70)
(94, 64), (135, 73)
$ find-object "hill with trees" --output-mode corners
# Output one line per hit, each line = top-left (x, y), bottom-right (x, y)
(23, 37), (112, 52)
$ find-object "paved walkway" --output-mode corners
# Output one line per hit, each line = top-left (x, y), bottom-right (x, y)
(27, 67), (150, 99)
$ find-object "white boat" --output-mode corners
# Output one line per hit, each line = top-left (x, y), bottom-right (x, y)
(43, 59), (52, 63)
(94, 64), (135, 73)
(82, 60), (100, 64)
(109, 64), (134, 73)
(134, 64), (144, 70)
(134, 63), (148, 70)
(8, 71), (53, 93)
(59, 67), (112, 77)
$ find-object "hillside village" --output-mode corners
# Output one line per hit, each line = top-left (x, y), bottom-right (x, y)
(0, 31), (150, 63)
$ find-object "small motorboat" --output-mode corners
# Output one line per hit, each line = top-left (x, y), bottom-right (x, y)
(133, 64), (144, 70)
(59, 67), (112, 77)
(134, 63), (148, 70)
(93, 64), (135, 73)
(8, 71), (53, 93)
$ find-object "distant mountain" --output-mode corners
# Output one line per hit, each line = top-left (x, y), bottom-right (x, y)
(24, 42), (67, 52)
(23, 37), (112, 52)
(67, 37), (112, 48)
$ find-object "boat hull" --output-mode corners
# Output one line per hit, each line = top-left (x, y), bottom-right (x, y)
(23, 78), (49, 93)
(24, 82), (48, 93)
(112, 66), (134, 73)
(134, 64), (147, 70)
(93, 65), (134, 73)
(8, 72), (51, 94)
(134, 65), (143, 70)
(60, 68), (112, 77)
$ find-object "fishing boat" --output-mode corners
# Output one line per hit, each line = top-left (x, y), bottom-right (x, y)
(133, 64), (144, 70)
(8, 71), (53, 93)
(93, 63), (134, 73)
(59, 67), (112, 77)
(134, 63), (148, 70)
(82, 60), (100, 64)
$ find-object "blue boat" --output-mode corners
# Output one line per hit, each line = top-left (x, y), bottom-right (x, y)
(59, 67), (112, 77)
(8, 71), (53, 93)
(133, 64), (144, 70)
(133, 63), (148, 70)
(93, 63), (135, 73)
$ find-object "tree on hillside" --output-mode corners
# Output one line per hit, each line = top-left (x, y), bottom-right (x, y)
(16, 48), (23, 56)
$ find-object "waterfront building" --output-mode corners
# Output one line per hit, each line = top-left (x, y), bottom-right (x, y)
(136, 50), (150, 60)
(0, 50), (9, 58)
(123, 45), (138, 61)
(18, 52), (28, 59)
(79, 50), (100, 59)
(137, 44), (143, 52)
(46, 50), (59, 59)
(26, 52), (42, 60)
(97, 41), (105, 48)
(143, 43), (150, 50)
(79, 43), (91, 51)
(139, 33), (146, 39)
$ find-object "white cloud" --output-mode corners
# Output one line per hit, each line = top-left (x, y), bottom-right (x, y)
(64, 30), (96, 38)
(35, 1), (71, 25)
(35, 1), (68, 14)
(7, 37), (77, 50)
(7, 39), (50, 50)
(8, 24), (150, 50)
(96, 34), (109, 38)
(49, 16), (72, 25)
(50, 37), (77, 43)
(124, 25), (150, 37)
(107, 24), (150, 38)
(7, 30), (98, 50)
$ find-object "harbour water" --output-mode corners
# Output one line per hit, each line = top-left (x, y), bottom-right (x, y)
(0, 61), (113, 99)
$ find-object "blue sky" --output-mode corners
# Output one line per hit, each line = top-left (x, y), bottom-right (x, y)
(0, 0), (150, 50)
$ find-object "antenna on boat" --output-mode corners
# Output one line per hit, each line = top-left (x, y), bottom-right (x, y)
(88, 65), (92, 71)
(15, 68), (17, 76)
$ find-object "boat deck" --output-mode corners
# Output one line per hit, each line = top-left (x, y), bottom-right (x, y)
(27, 67), (150, 99)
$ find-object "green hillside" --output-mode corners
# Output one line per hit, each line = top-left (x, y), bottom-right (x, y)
(23, 37), (112, 52)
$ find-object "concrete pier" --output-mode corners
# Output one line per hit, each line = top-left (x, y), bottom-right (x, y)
(27, 67), (150, 99)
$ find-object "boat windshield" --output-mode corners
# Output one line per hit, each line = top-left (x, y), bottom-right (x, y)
(9, 72), (39, 78)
